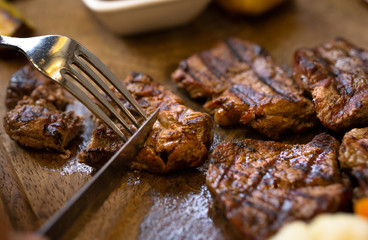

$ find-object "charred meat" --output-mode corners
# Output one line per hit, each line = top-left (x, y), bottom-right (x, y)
(79, 72), (213, 173)
(4, 64), (83, 154)
(5, 64), (72, 110)
(4, 65), (213, 173)
(293, 38), (368, 132)
(172, 37), (316, 139)
(4, 98), (83, 153)
(206, 133), (351, 240)
(339, 127), (368, 199)
(6, 64), (49, 109)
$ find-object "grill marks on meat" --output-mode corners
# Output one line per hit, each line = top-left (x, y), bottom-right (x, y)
(173, 38), (316, 139)
(3, 65), (83, 154)
(79, 72), (213, 173)
(206, 133), (351, 240)
(4, 98), (83, 153)
(293, 37), (368, 132)
(339, 127), (368, 199)
(3, 66), (213, 173)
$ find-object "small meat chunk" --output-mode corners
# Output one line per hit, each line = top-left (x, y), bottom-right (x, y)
(206, 133), (351, 240)
(79, 72), (213, 173)
(173, 37), (316, 139)
(4, 64), (83, 155)
(6, 64), (72, 110)
(6, 64), (48, 109)
(339, 127), (368, 199)
(4, 98), (84, 153)
(293, 38), (368, 131)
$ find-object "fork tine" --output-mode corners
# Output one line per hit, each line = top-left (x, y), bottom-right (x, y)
(78, 46), (148, 120)
(67, 64), (135, 135)
(72, 52), (140, 128)
(59, 69), (128, 142)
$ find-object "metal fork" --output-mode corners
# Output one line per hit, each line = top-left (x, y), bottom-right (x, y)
(0, 35), (147, 141)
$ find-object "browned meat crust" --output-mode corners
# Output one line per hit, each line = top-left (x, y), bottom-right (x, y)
(339, 127), (368, 198)
(28, 82), (72, 110)
(293, 37), (368, 132)
(79, 72), (213, 173)
(206, 133), (351, 240)
(5, 64), (72, 110)
(4, 64), (83, 154)
(6, 64), (48, 109)
(172, 37), (316, 139)
(4, 98), (84, 153)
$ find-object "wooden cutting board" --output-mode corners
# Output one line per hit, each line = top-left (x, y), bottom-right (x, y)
(1, 0), (368, 239)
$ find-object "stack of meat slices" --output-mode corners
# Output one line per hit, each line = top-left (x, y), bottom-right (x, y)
(79, 72), (213, 173)
(173, 37), (368, 239)
(172, 37), (316, 139)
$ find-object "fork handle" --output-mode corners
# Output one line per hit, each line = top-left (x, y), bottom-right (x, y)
(0, 35), (13, 47)
(0, 35), (28, 51)
(0, 35), (22, 51)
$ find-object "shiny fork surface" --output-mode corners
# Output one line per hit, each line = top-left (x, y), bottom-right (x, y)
(0, 35), (147, 141)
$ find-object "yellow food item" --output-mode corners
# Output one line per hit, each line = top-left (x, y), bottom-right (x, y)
(0, 1), (33, 36)
(355, 197), (368, 219)
(270, 213), (368, 240)
(215, 0), (286, 15)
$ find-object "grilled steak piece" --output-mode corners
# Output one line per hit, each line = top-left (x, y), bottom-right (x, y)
(6, 64), (72, 110)
(28, 82), (72, 111)
(206, 133), (351, 240)
(172, 37), (316, 139)
(79, 72), (213, 173)
(293, 38), (368, 132)
(339, 127), (368, 198)
(6, 64), (48, 109)
(4, 64), (83, 155)
(4, 98), (84, 153)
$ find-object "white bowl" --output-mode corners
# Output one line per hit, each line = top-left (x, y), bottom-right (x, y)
(82, 0), (212, 35)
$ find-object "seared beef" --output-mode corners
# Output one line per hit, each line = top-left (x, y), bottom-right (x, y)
(339, 127), (368, 198)
(4, 98), (84, 154)
(79, 72), (213, 173)
(28, 82), (72, 110)
(6, 64), (72, 110)
(5, 65), (48, 109)
(206, 133), (351, 240)
(172, 37), (316, 139)
(4, 64), (83, 155)
(293, 38), (368, 132)
(4, 65), (213, 172)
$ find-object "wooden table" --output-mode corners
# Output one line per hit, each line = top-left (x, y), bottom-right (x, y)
(1, 0), (368, 239)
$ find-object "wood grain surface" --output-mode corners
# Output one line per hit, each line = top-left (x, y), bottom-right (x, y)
(1, 0), (368, 239)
